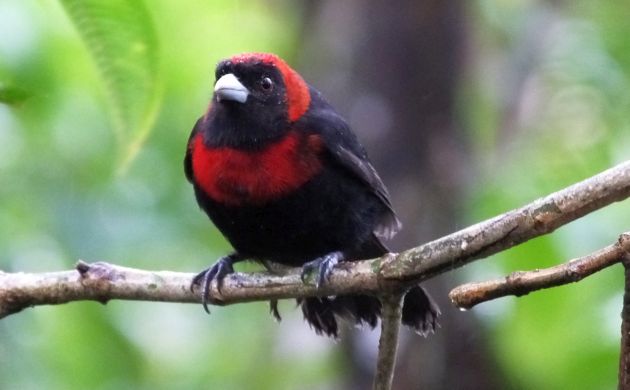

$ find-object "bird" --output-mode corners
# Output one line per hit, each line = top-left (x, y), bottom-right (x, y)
(184, 52), (439, 337)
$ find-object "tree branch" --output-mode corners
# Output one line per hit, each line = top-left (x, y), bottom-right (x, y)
(448, 232), (630, 310)
(373, 292), (404, 390)
(0, 258), (410, 319)
(381, 160), (630, 281)
(1, 161), (629, 319)
(620, 256), (630, 390)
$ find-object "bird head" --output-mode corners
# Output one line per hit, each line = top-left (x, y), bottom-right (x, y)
(206, 53), (311, 147)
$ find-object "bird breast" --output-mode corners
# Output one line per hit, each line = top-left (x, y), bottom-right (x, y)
(191, 131), (324, 206)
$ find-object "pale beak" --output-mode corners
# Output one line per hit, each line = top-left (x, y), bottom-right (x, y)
(214, 73), (249, 103)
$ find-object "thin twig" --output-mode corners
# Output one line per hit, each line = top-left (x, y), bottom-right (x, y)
(449, 232), (630, 309)
(620, 256), (630, 390)
(373, 292), (404, 390)
(0, 161), (629, 318)
(382, 160), (630, 281)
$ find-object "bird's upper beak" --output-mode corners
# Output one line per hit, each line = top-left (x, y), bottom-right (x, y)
(214, 73), (249, 103)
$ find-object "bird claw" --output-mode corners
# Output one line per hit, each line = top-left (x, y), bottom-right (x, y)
(191, 254), (237, 314)
(300, 251), (343, 288)
(269, 299), (282, 322)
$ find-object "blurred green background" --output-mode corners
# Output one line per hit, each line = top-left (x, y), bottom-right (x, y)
(1, 1), (629, 389)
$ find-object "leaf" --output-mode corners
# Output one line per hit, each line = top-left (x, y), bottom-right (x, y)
(59, 0), (162, 173)
(0, 83), (30, 105)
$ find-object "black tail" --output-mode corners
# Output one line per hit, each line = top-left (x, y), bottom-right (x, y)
(300, 286), (439, 338)
(300, 236), (440, 338)
(401, 285), (440, 335)
(299, 294), (379, 338)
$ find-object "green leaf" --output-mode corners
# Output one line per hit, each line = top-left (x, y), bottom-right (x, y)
(0, 83), (30, 105)
(59, 0), (162, 173)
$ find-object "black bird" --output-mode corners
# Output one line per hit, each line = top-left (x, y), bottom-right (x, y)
(185, 52), (439, 337)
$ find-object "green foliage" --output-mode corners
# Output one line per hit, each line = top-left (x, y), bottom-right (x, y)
(0, 83), (29, 105)
(60, 0), (162, 172)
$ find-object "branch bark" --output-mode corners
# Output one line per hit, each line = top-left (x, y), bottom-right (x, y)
(382, 160), (630, 281)
(373, 293), (404, 390)
(449, 232), (630, 309)
(1, 160), (630, 319)
(620, 257), (630, 390)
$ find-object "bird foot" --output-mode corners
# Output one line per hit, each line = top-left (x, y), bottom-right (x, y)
(191, 253), (240, 313)
(300, 251), (343, 288)
(269, 299), (282, 322)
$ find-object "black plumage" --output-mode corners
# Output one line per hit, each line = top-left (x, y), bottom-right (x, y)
(185, 53), (439, 337)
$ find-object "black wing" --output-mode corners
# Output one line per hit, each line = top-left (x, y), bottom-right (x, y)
(330, 144), (401, 239)
(302, 89), (402, 239)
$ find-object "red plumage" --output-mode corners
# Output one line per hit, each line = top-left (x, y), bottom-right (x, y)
(190, 131), (324, 206)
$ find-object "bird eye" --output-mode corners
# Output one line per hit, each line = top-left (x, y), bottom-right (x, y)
(260, 77), (274, 91)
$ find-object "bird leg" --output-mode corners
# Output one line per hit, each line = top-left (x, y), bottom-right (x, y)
(191, 252), (243, 313)
(300, 251), (344, 288)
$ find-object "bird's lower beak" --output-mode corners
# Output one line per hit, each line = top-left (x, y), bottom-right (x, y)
(214, 73), (249, 103)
